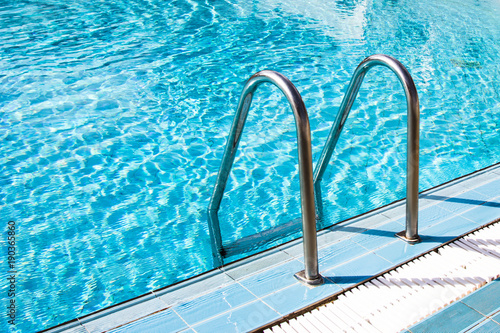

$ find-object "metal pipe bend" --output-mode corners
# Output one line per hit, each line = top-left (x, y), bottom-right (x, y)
(356, 55), (419, 118)
(313, 54), (420, 242)
(207, 70), (322, 284)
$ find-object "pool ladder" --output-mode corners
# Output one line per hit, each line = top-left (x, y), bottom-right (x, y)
(207, 54), (421, 286)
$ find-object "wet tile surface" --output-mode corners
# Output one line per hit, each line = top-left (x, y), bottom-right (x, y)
(349, 220), (403, 251)
(409, 302), (484, 333)
(410, 278), (500, 333)
(192, 300), (280, 333)
(45, 164), (500, 333)
(237, 259), (304, 298)
(317, 239), (368, 270)
(470, 179), (500, 198)
(461, 202), (500, 226)
(461, 279), (500, 316)
(172, 283), (256, 326)
(491, 311), (500, 324)
(111, 309), (187, 333)
(468, 319), (500, 333)
(422, 215), (480, 238)
(374, 236), (439, 264)
(322, 252), (392, 289)
(81, 294), (167, 333)
(433, 190), (491, 216)
(261, 281), (343, 316)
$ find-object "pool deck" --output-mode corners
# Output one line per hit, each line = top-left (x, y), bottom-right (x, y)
(44, 162), (500, 333)
(408, 277), (500, 333)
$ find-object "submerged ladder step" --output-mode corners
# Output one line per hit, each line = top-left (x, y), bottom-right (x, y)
(222, 218), (302, 257)
(265, 221), (500, 333)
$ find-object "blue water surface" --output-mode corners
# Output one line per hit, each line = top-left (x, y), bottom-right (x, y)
(0, 0), (499, 331)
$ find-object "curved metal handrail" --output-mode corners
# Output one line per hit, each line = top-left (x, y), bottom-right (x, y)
(313, 54), (421, 243)
(207, 70), (323, 285)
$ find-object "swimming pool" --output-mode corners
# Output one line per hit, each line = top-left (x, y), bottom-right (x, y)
(1, 0), (499, 331)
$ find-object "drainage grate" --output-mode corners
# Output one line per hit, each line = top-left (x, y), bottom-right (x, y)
(266, 221), (500, 333)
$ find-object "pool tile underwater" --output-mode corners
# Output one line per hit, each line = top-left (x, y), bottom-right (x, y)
(49, 164), (500, 333)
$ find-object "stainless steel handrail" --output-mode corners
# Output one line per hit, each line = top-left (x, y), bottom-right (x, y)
(313, 54), (421, 243)
(207, 70), (323, 285)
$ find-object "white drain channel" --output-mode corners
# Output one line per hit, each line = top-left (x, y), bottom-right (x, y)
(267, 221), (500, 333)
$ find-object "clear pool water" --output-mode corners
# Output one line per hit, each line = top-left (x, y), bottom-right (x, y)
(1, 0), (499, 331)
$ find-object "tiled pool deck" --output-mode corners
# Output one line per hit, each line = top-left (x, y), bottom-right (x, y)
(409, 278), (500, 333)
(45, 163), (500, 333)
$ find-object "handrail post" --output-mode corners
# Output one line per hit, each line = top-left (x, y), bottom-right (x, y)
(313, 54), (421, 244)
(207, 70), (323, 285)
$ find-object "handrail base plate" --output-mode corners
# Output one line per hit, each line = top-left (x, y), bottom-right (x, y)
(396, 231), (421, 244)
(294, 270), (324, 286)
